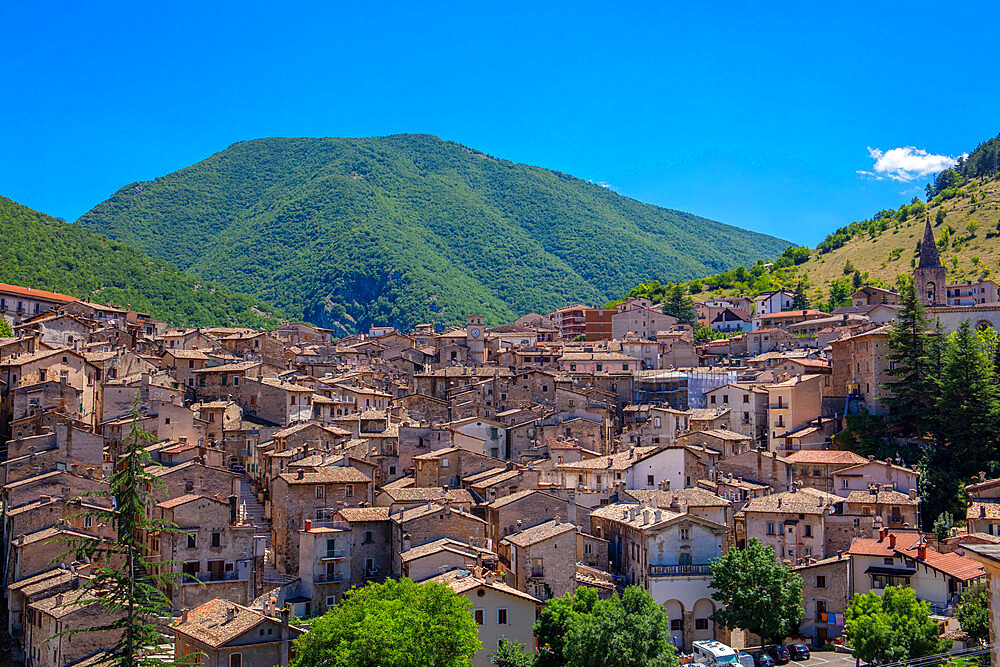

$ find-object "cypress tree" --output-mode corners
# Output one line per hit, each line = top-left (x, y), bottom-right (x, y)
(57, 400), (196, 666)
(881, 282), (936, 434)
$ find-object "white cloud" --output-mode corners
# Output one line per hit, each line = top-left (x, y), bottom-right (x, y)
(857, 146), (966, 182)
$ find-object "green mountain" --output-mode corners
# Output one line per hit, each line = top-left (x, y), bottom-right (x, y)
(77, 134), (790, 332)
(0, 196), (283, 327)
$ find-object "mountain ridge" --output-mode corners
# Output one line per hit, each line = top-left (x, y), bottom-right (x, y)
(76, 134), (790, 332)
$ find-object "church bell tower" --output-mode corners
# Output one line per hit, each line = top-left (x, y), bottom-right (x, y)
(466, 314), (485, 364)
(915, 217), (946, 307)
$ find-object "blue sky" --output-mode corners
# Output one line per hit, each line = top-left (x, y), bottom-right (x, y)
(2, 1), (997, 247)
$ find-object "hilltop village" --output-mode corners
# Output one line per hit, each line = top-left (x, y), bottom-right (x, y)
(2, 220), (999, 666)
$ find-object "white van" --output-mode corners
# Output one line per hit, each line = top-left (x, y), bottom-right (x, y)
(691, 640), (740, 667)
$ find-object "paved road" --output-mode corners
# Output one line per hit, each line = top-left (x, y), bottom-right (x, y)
(794, 652), (856, 667)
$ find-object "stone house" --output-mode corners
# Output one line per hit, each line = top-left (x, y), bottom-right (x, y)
(832, 459), (919, 497)
(481, 489), (590, 545)
(791, 553), (850, 644)
(499, 520), (579, 600)
(270, 466), (373, 574)
(843, 486), (920, 530)
(25, 588), (123, 667)
(391, 503), (488, 576)
(849, 530), (984, 614)
(427, 568), (541, 667)
(162, 349), (210, 389)
(829, 325), (892, 416)
(766, 373), (824, 450)
(400, 537), (499, 582)
(192, 361), (279, 402)
(412, 446), (508, 488)
(0, 349), (103, 430)
(335, 506), (392, 589)
(704, 383), (768, 443)
(783, 449), (870, 494)
(589, 502), (727, 652)
(172, 598), (303, 667)
(717, 449), (791, 492)
(150, 494), (257, 611)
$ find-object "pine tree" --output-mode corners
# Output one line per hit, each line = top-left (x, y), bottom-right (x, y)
(0, 317), (12, 337)
(936, 321), (999, 472)
(663, 284), (697, 325)
(791, 280), (809, 309)
(881, 282), (936, 434)
(57, 400), (196, 666)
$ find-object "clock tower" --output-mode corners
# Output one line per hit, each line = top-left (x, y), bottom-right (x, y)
(466, 314), (485, 364)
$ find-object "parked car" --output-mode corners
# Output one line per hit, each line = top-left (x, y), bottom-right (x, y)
(763, 645), (790, 665)
(737, 652), (756, 667)
(751, 652), (776, 667)
(786, 644), (810, 661)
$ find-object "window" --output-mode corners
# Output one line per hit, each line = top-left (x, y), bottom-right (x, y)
(710, 395), (716, 405)
(474, 609), (484, 625)
(364, 530), (374, 544)
(680, 528), (690, 540)
(531, 558), (543, 576)
(187, 534), (197, 549)
(84, 515), (93, 528)
(842, 479), (850, 489)
(743, 394), (749, 403)
(211, 532), (221, 548)
(315, 486), (325, 499)
(884, 557), (894, 565)
(679, 551), (693, 565)
(326, 538), (337, 557)
(230, 654), (242, 667)
(497, 608), (508, 625)
(695, 618), (709, 630)
(345, 485), (354, 498)
(647, 475), (655, 487)
(671, 619), (682, 631)
(804, 524), (812, 538)
(185, 480), (195, 493)
(767, 523), (775, 535)
(816, 575), (826, 588)
(584, 543), (593, 555)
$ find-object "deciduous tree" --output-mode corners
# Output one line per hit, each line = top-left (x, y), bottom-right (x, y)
(845, 587), (948, 664)
(708, 538), (803, 644)
(291, 578), (479, 667)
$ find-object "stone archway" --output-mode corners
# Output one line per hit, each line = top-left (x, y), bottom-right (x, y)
(663, 600), (685, 652)
(693, 598), (716, 644)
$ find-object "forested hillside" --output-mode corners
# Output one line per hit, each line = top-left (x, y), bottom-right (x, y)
(0, 196), (283, 327)
(76, 134), (789, 332)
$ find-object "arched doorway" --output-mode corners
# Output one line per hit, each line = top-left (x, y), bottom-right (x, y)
(693, 598), (716, 643)
(663, 600), (685, 651)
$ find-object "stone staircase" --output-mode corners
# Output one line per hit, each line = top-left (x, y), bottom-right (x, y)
(239, 481), (295, 584)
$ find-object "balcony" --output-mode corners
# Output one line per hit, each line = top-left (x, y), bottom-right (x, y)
(315, 572), (345, 583)
(648, 564), (712, 576)
(320, 549), (348, 560)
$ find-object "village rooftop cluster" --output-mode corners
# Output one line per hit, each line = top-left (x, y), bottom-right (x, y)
(2, 221), (999, 665)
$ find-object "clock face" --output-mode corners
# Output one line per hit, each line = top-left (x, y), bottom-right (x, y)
(471, 328), (481, 339)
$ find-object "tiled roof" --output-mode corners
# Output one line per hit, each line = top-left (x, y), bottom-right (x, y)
(742, 487), (841, 514)
(784, 450), (869, 465)
(400, 537), (494, 563)
(277, 466), (371, 485)
(557, 446), (658, 472)
(849, 532), (922, 556)
(156, 493), (227, 510)
(337, 506), (391, 522)
(427, 568), (541, 604)
(589, 502), (688, 530)
(174, 599), (296, 648)
(897, 544), (984, 581)
(624, 488), (732, 509)
(846, 489), (919, 505)
(487, 489), (560, 509)
(29, 589), (101, 619)
(382, 487), (474, 504)
(0, 282), (77, 303)
(500, 520), (576, 547)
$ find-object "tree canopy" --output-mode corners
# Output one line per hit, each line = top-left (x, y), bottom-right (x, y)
(845, 586), (949, 664)
(291, 578), (479, 667)
(708, 538), (803, 644)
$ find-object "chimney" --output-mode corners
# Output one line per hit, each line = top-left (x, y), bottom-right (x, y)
(225, 607), (235, 622)
(908, 488), (917, 500)
(304, 519), (311, 531)
(980, 471), (987, 482)
(917, 543), (927, 559)
(180, 608), (189, 624)
(229, 495), (238, 524)
(888, 533), (896, 547)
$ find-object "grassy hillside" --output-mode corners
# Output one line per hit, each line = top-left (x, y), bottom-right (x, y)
(793, 176), (1000, 301)
(617, 134), (1000, 311)
(0, 196), (284, 327)
(76, 134), (789, 332)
